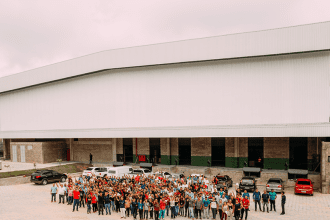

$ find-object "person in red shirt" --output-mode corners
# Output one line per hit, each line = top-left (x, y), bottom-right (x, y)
(154, 199), (160, 220)
(241, 195), (250, 220)
(159, 198), (166, 219)
(91, 193), (97, 213)
(72, 187), (80, 212)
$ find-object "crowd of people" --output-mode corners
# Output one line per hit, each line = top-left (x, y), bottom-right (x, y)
(49, 171), (286, 220)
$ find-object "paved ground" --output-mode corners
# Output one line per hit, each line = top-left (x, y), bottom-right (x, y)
(1, 182), (330, 220)
(0, 161), (82, 173)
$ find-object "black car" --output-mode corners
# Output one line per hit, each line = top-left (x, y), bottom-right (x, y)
(216, 175), (233, 190)
(30, 170), (67, 185)
(239, 176), (256, 192)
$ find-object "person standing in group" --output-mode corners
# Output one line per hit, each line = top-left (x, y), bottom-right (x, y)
(98, 192), (104, 215)
(218, 198), (223, 220)
(233, 199), (241, 220)
(144, 198), (150, 220)
(179, 196), (185, 216)
(253, 189), (262, 212)
(195, 196), (203, 219)
(227, 199), (234, 220)
(79, 187), (85, 208)
(149, 198), (154, 219)
(188, 196), (195, 220)
(50, 183), (57, 203)
(86, 193), (92, 214)
(184, 195), (190, 217)
(241, 195), (250, 220)
(154, 199), (160, 220)
(269, 189), (277, 212)
(280, 191), (286, 215)
(67, 186), (73, 205)
(222, 201), (228, 220)
(104, 192), (111, 215)
(170, 196), (176, 219)
(159, 198), (166, 220)
(55, 183), (65, 204)
(89, 153), (93, 164)
(119, 196), (126, 218)
(203, 196), (210, 219)
(72, 187), (80, 212)
(261, 190), (269, 213)
(138, 199), (144, 220)
(125, 197), (131, 217)
(92, 192), (97, 213)
(132, 198), (138, 220)
(210, 197), (218, 220)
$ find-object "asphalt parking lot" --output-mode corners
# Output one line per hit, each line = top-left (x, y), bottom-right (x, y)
(1, 182), (330, 220)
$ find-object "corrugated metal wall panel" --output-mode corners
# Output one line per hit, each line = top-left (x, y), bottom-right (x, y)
(0, 51), (329, 138)
(1, 22), (330, 93)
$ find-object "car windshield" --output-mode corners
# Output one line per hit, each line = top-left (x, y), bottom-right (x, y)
(217, 177), (226, 181)
(86, 168), (93, 171)
(297, 181), (310, 185)
(108, 171), (116, 174)
(242, 179), (254, 185)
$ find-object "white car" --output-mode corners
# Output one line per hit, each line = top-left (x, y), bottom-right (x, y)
(97, 166), (133, 178)
(82, 167), (100, 177)
(127, 168), (153, 177)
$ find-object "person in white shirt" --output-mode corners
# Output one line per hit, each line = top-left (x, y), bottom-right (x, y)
(56, 183), (66, 204)
(204, 177), (209, 185)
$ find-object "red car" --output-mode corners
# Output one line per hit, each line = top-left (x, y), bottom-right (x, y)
(294, 178), (314, 196)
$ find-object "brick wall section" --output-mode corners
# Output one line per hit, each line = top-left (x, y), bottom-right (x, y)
(191, 138), (211, 156)
(160, 138), (170, 155)
(225, 138), (235, 157)
(264, 137), (289, 158)
(42, 142), (67, 163)
(116, 138), (123, 154)
(134, 138), (149, 155)
(11, 142), (43, 163)
(170, 138), (179, 155)
(72, 140), (113, 163)
(239, 138), (248, 157)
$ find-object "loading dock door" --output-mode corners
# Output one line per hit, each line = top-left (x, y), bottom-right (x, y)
(179, 138), (191, 165)
(289, 137), (307, 169)
(248, 137), (264, 168)
(123, 138), (133, 163)
(149, 138), (160, 163)
(211, 138), (225, 166)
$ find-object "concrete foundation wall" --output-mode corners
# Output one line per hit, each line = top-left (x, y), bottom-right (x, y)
(191, 138), (211, 166)
(264, 137), (289, 169)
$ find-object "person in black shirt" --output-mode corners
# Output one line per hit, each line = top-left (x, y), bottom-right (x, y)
(79, 188), (85, 208)
(280, 191), (286, 215)
(132, 198), (138, 220)
(89, 153), (93, 164)
(104, 192), (111, 215)
(262, 190), (270, 213)
(234, 199), (241, 220)
(87, 194), (92, 214)
(98, 192), (104, 215)
(184, 196), (189, 217)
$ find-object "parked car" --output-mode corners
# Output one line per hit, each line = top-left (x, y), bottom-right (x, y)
(266, 178), (284, 193)
(127, 168), (153, 177)
(154, 171), (172, 179)
(82, 167), (101, 177)
(96, 166), (133, 178)
(30, 170), (67, 185)
(239, 176), (257, 192)
(295, 178), (314, 196)
(216, 175), (233, 189)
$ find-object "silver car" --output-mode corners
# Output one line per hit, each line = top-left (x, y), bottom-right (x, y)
(266, 178), (284, 193)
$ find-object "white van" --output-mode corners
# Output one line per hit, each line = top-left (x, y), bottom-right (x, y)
(97, 166), (132, 178)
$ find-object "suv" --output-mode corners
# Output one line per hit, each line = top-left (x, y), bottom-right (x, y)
(239, 176), (256, 192)
(30, 170), (67, 185)
(128, 168), (152, 177)
(216, 175), (233, 190)
(295, 178), (314, 196)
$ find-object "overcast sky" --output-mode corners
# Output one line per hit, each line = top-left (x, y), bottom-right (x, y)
(0, 0), (330, 78)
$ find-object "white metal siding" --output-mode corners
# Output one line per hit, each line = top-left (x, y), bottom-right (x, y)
(1, 22), (330, 93)
(0, 51), (329, 138)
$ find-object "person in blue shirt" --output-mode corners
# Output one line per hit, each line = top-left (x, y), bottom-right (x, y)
(138, 199), (144, 219)
(242, 190), (250, 200)
(269, 189), (277, 212)
(131, 198), (138, 220)
(202, 197), (210, 219)
(50, 183), (57, 202)
(253, 188), (262, 212)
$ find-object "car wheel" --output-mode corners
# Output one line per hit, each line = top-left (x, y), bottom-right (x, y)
(42, 179), (48, 185)
(61, 177), (66, 182)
